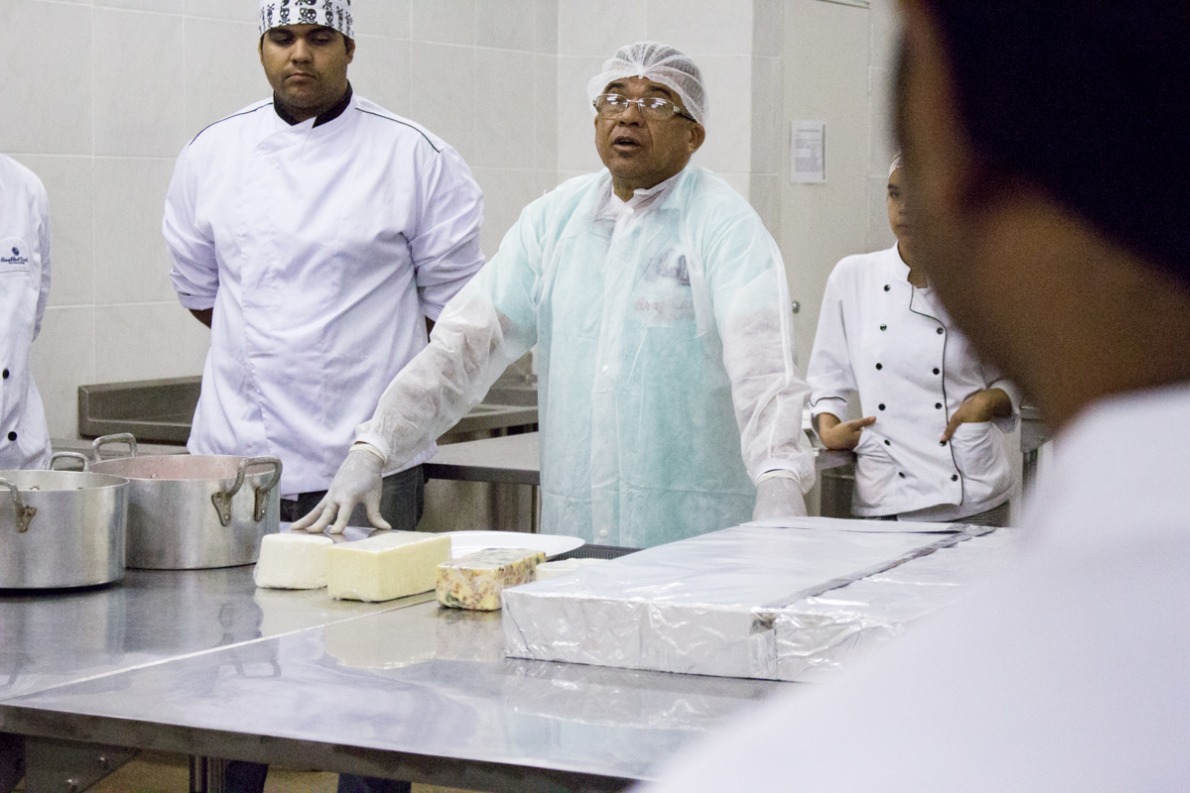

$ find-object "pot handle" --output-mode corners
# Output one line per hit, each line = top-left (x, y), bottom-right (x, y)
(0, 477), (37, 534)
(91, 433), (139, 461)
(248, 456), (284, 523)
(49, 451), (91, 471)
(210, 456), (283, 527)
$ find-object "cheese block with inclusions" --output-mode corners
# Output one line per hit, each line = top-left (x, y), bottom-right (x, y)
(327, 530), (452, 602)
(436, 547), (547, 610)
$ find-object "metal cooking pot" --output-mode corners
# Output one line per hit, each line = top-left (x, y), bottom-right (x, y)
(87, 434), (282, 570)
(0, 457), (128, 589)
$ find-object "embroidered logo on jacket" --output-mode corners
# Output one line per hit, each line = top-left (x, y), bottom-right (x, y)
(1, 247), (29, 266)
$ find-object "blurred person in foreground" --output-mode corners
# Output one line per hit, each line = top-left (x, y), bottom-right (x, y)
(297, 42), (816, 545)
(807, 154), (1018, 526)
(639, 1), (1190, 790)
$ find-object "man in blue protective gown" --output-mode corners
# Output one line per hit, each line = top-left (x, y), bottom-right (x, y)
(297, 42), (816, 548)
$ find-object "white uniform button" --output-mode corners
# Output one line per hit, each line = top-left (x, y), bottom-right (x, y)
(598, 528), (609, 538)
(602, 364), (610, 373)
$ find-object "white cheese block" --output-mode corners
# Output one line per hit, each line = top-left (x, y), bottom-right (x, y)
(327, 531), (452, 602)
(436, 548), (547, 610)
(534, 557), (609, 581)
(254, 533), (334, 590)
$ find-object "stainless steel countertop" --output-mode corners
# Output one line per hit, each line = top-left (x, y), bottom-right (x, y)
(0, 564), (787, 790)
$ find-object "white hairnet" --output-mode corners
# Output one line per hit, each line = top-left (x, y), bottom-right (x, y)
(586, 41), (707, 124)
(889, 152), (903, 176)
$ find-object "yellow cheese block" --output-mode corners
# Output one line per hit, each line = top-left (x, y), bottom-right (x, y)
(436, 547), (547, 611)
(326, 531), (452, 602)
(254, 532), (334, 590)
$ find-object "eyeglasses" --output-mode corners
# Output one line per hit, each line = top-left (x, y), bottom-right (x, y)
(593, 93), (696, 122)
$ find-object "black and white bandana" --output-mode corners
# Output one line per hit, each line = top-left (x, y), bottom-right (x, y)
(259, 0), (353, 40)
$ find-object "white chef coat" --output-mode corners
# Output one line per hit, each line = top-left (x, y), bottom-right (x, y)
(638, 383), (1190, 792)
(164, 91), (484, 495)
(807, 245), (1018, 519)
(0, 154), (51, 471)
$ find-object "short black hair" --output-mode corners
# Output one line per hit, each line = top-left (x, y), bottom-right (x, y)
(921, 1), (1190, 284)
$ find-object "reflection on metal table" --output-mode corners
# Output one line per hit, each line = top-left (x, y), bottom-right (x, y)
(0, 565), (785, 792)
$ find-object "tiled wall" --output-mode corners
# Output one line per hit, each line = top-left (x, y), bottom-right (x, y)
(4, 0), (887, 441)
(2, 0), (558, 439)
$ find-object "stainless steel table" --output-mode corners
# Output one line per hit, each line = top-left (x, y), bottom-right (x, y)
(1, 567), (787, 792)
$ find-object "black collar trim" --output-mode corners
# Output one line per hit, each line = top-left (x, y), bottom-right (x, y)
(273, 83), (353, 128)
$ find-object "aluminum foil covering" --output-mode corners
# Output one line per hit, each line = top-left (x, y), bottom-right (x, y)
(502, 519), (1022, 682)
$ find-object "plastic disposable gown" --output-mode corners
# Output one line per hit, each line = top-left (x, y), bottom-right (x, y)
(357, 166), (814, 547)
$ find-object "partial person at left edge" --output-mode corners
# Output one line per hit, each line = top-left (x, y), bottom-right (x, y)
(162, 2), (484, 792)
(0, 151), (51, 793)
(0, 153), (52, 472)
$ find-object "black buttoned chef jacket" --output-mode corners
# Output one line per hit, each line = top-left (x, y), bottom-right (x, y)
(806, 245), (1017, 520)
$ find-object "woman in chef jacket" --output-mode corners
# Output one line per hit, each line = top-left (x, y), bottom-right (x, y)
(0, 153), (52, 471)
(806, 155), (1017, 525)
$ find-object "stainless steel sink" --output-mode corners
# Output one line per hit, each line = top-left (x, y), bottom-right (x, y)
(78, 375), (538, 445)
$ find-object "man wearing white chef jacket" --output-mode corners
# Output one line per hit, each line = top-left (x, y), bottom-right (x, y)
(807, 154), (1017, 525)
(163, 3), (482, 793)
(163, 0), (483, 536)
(0, 153), (51, 473)
(296, 42), (816, 545)
(639, 1), (1190, 791)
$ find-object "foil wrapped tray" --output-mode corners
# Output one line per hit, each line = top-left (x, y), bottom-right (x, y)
(502, 519), (1020, 682)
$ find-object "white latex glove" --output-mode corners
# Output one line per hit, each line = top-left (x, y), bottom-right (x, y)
(751, 473), (808, 524)
(292, 445), (390, 534)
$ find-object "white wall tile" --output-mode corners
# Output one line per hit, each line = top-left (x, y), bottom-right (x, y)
(30, 305), (96, 439)
(647, 0), (753, 57)
(558, 0), (646, 58)
(869, 0), (899, 74)
(750, 172), (780, 238)
(355, 0), (411, 39)
(865, 173), (896, 252)
(183, 18), (267, 141)
(868, 64), (897, 175)
(534, 0), (558, 53)
(556, 56), (604, 174)
(473, 50), (537, 168)
(93, 9), (187, 157)
(94, 302), (209, 383)
(412, 0), (476, 46)
(477, 0), (536, 52)
(410, 43), (476, 163)
(351, 36), (413, 116)
(753, 0), (783, 57)
(14, 155), (95, 309)
(96, 0), (185, 12)
(750, 55), (781, 175)
(0, 1), (92, 155)
(718, 171), (750, 201)
(184, 0), (258, 24)
(471, 167), (538, 259)
(533, 54), (559, 170)
(536, 168), (566, 197)
(693, 55), (752, 174)
(93, 157), (177, 306)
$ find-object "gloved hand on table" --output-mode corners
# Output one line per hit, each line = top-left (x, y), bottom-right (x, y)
(292, 444), (390, 534)
(751, 471), (808, 523)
